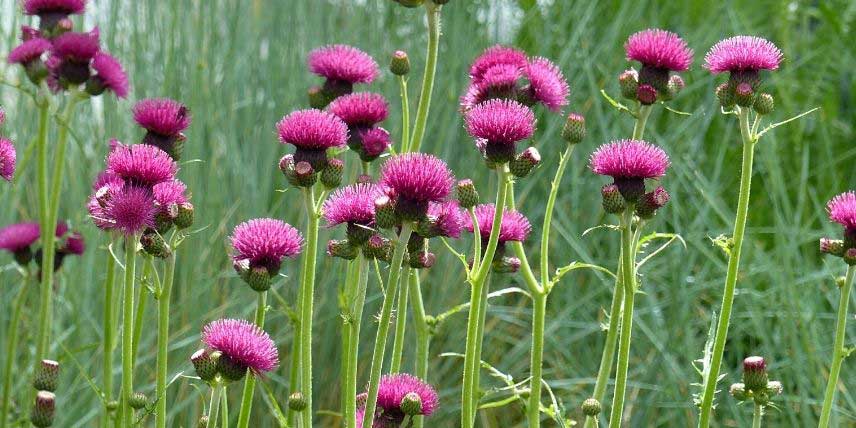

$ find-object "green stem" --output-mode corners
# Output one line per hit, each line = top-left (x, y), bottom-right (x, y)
(345, 256), (369, 428)
(389, 271), (410, 373)
(208, 386), (222, 428)
(360, 224), (414, 428)
(540, 145), (575, 287)
(120, 235), (139, 427)
(132, 257), (152, 367)
(298, 188), (320, 428)
(32, 100), (49, 367)
(467, 208), (482, 270)
(286, 309), (300, 427)
(236, 292), (268, 428)
(470, 272), (490, 424)
(156, 239), (178, 428)
(818, 265), (855, 428)
(407, 2), (441, 152)
(398, 76), (411, 152)
(583, 277), (623, 428)
(632, 105), (652, 140)
(752, 403), (763, 428)
(698, 107), (756, 427)
(608, 209), (637, 428)
(527, 291), (547, 427)
(102, 239), (117, 426)
(408, 271), (429, 428)
(220, 386), (229, 428)
(340, 260), (356, 421)
(1, 276), (29, 428)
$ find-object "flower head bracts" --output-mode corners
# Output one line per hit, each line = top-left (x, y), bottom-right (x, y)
(202, 318), (279, 374)
(704, 36), (782, 74)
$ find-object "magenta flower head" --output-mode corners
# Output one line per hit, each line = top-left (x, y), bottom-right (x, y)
(460, 63), (523, 111)
(704, 36), (782, 75)
(357, 127), (392, 162)
(590, 139), (670, 203)
(0, 222), (41, 265)
(469, 45), (528, 85)
(375, 374), (439, 421)
(133, 98), (192, 160)
(827, 191), (856, 244)
(624, 29), (692, 101)
(102, 185), (156, 236)
(521, 57), (569, 111)
(51, 28), (100, 85)
(151, 179), (191, 230)
(466, 203), (532, 244)
(0, 138), (16, 181)
(328, 92), (389, 129)
(202, 318), (279, 379)
(87, 51), (129, 98)
(23, 0), (86, 20)
(379, 153), (455, 221)
(418, 200), (466, 239)
(7, 37), (51, 65)
(323, 183), (382, 241)
(277, 109), (348, 170)
(308, 44), (379, 103)
(59, 231), (85, 255)
(465, 99), (535, 163)
(230, 218), (303, 279)
(106, 143), (177, 187)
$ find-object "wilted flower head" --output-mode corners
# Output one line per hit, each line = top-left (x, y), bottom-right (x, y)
(89, 52), (129, 98)
(23, 0), (86, 17)
(625, 29), (693, 72)
(522, 57), (570, 111)
(308, 44), (379, 85)
(827, 191), (856, 233)
(106, 143), (177, 187)
(465, 99), (535, 145)
(376, 374), (439, 417)
(0, 138), (16, 181)
(202, 318), (279, 374)
(277, 109), (348, 150)
(103, 185), (156, 235)
(327, 92), (389, 128)
(380, 153), (454, 205)
(469, 45), (528, 84)
(323, 183), (381, 227)
(590, 139), (670, 180)
(704, 36), (783, 74)
(230, 218), (303, 272)
(7, 37), (51, 64)
(51, 29), (100, 62)
(0, 222), (41, 253)
(466, 203), (531, 243)
(133, 98), (191, 137)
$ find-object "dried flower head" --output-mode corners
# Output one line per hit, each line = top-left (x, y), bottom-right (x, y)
(704, 36), (783, 74)
(202, 318), (279, 374)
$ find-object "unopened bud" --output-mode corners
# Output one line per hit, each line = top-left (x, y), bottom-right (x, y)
(715, 83), (735, 109)
(175, 202), (195, 229)
(106, 400), (119, 411)
(242, 265), (272, 292)
(819, 238), (845, 257)
(581, 398), (601, 417)
(767, 380), (783, 395)
(618, 69), (639, 100)
(662, 74), (685, 101)
(561, 113), (586, 145)
(129, 392), (148, 410)
(191, 349), (219, 383)
(327, 239), (359, 260)
(408, 251), (436, 269)
(140, 231), (171, 259)
(729, 383), (748, 401)
(365, 235), (392, 262)
(390, 50), (411, 76)
(753, 93), (774, 115)
(288, 392), (307, 411)
(308, 86), (329, 109)
(400, 392), (423, 416)
(735, 82), (754, 107)
(742, 356), (768, 391)
(280, 155), (318, 188)
(320, 158), (344, 189)
(637, 84), (657, 105)
(845, 248), (856, 266)
(33, 360), (60, 392)
(197, 415), (210, 428)
(30, 391), (55, 428)
(635, 186), (670, 219)
(509, 147), (541, 178)
(601, 184), (626, 214)
(492, 256), (521, 274)
(456, 179), (479, 209)
(374, 196), (398, 229)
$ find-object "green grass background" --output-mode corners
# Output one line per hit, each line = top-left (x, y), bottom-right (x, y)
(1, 0), (855, 426)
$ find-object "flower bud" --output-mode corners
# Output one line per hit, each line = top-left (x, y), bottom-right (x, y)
(191, 349), (219, 383)
(561, 113), (586, 145)
(198, 415), (210, 428)
(509, 147), (541, 178)
(636, 84), (657, 105)
(280, 155), (318, 188)
(217, 354), (247, 383)
(242, 265), (272, 292)
(601, 184), (626, 214)
(729, 383), (748, 401)
(347, 222), (374, 245)
(327, 239), (359, 260)
(492, 256), (521, 274)
(753, 93), (774, 115)
(836, 275), (847, 289)
(288, 392), (307, 411)
(734, 82), (755, 108)
(390, 50), (411, 76)
(662, 75), (685, 101)
(374, 196), (398, 229)
(742, 356), (768, 391)
(635, 186), (670, 219)
(408, 251), (436, 269)
(456, 179), (479, 209)
(400, 392), (423, 416)
(175, 202), (195, 229)
(845, 248), (856, 266)
(355, 392), (368, 408)
(106, 400), (119, 412)
(25, 60), (49, 85)
(141, 231), (171, 259)
(618, 69), (639, 100)
(581, 398), (601, 417)
(715, 83), (735, 109)
(819, 238), (845, 257)
(33, 360), (60, 392)
(320, 158), (344, 189)
(129, 392), (148, 410)
(365, 234), (392, 262)
(30, 391), (55, 428)
(308, 86), (330, 109)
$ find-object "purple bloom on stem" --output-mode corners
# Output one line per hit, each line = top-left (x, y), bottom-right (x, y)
(704, 36), (783, 73)
(469, 45), (528, 84)
(23, 0), (86, 16)
(20, 26), (42, 41)
(106, 143), (177, 187)
(60, 231), (85, 255)
(230, 218), (303, 272)
(589, 139), (670, 180)
(202, 318), (279, 374)
(277, 109), (348, 150)
(827, 191), (856, 233)
(376, 373), (439, 416)
(308, 44), (379, 85)
(379, 153), (454, 211)
(152, 179), (188, 207)
(425, 200), (465, 239)
(7, 37), (51, 64)
(133, 98), (192, 137)
(465, 203), (532, 243)
(103, 185), (156, 235)
(323, 183), (381, 227)
(51, 29), (100, 62)
(625, 29), (693, 72)
(358, 128), (391, 159)
(90, 51), (129, 98)
(327, 92), (389, 128)
(0, 222), (41, 253)
(0, 138), (16, 181)
(465, 99), (535, 145)
(522, 57), (570, 111)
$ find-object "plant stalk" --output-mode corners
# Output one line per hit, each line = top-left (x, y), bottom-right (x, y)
(408, 270), (430, 428)
(389, 271), (410, 373)
(120, 235), (139, 427)
(818, 265), (856, 428)
(344, 256), (369, 428)
(407, 2), (441, 152)
(608, 209), (637, 428)
(102, 239), (117, 426)
(1, 276), (29, 428)
(298, 187), (320, 428)
(156, 236), (178, 428)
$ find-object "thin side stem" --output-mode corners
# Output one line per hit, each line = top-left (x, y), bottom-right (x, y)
(120, 235), (139, 427)
(698, 107), (756, 427)
(286, 295), (301, 426)
(540, 145), (575, 287)
(298, 187), (320, 428)
(398, 76), (411, 152)
(132, 257), (152, 367)
(340, 260), (357, 420)
(236, 292), (268, 428)
(818, 265), (855, 428)
(608, 210), (637, 428)
(389, 272), (410, 373)
(220, 386), (229, 428)
(1, 276), (29, 428)
(208, 386), (222, 428)
(407, 2), (441, 152)
(360, 224), (414, 428)
(583, 276), (624, 428)
(102, 239), (117, 426)
(752, 403), (763, 428)
(408, 271), (430, 428)
(345, 256), (369, 428)
(156, 238), (177, 428)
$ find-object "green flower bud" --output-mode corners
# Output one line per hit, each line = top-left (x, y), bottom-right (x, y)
(601, 184), (626, 214)
(129, 392), (148, 410)
(175, 202), (195, 229)
(456, 179), (479, 209)
(753, 93), (774, 115)
(400, 392), (423, 416)
(33, 360), (60, 392)
(734, 82), (755, 108)
(618, 69), (639, 100)
(191, 349), (219, 383)
(581, 398), (601, 417)
(509, 147), (541, 179)
(30, 391), (55, 428)
(729, 383), (748, 401)
(288, 392), (307, 412)
(561, 113), (586, 145)
(327, 239), (359, 260)
(390, 50), (410, 76)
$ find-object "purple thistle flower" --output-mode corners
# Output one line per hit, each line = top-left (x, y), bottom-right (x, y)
(704, 36), (783, 74)
(90, 51), (129, 98)
(0, 138), (16, 181)
(60, 231), (85, 255)
(202, 318), (279, 374)
(465, 99), (535, 146)
(459, 63), (522, 111)
(379, 153), (455, 205)
(133, 98), (192, 137)
(51, 29), (100, 62)
(7, 37), (51, 65)
(376, 373), (439, 416)
(308, 44), (379, 85)
(625, 29), (693, 72)
(230, 218), (303, 273)
(0, 222), (41, 253)
(323, 183), (381, 227)
(425, 200), (466, 239)
(106, 143), (178, 187)
(277, 109), (348, 150)
(522, 57), (570, 111)
(358, 127), (392, 160)
(92, 169), (123, 191)
(152, 179), (188, 207)
(827, 191), (856, 233)
(103, 185), (156, 235)
(23, 0), (86, 16)
(327, 92), (389, 128)
(465, 203), (532, 243)
(20, 26), (42, 41)
(589, 139), (670, 180)
(469, 45), (528, 84)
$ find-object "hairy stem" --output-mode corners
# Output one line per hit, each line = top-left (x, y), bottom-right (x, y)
(408, 271), (430, 428)
(389, 271), (410, 373)
(818, 265), (855, 428)
(752, 403), (763, 428)
(398, 76), (411, 152)
(102, 239), (117, 426)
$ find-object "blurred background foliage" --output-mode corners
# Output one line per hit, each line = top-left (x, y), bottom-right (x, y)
(1, 0), (855, 426)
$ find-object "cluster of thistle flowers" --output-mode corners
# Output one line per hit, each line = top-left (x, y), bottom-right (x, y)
(8, 0), (128, 98)
(0, 221), (84, 272)
(0, 107), (16, 183)
(729, 357), (783, 407)
(820, 192), (856, 265)
(87, 98), (193, 250)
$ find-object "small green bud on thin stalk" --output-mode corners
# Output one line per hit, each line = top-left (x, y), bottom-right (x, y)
(400, 392), (423, 416)
(742, 356), (768, 391)
(129, 392), (148, 410)
(729, 383), (748, 401)
(374, 196), (398, 229)
(175, 202), (195, 229)
(390, 50), (411, 76)
(753, 93), (774, 115)
(198, 415), (210, 428)
(327, 239), (359, 260)
(618, 69), (639, 100)
(320, 158), (344, 189)
(601, 183), (627, 214)
(561, 113), (586, 145)
(509, 147), (541, 178)
(715, 83), (735, 109)
(581, 398), (601, 417)
(456, 179), (479, 209)
(191, 349), (219, 383)
(636, 84), (657, 105)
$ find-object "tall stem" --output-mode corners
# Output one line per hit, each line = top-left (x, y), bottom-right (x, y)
(407, 2), (441, 152)
(608, 210), (637, 428)
(132, 258), (152, 366)
(539, 145), (574, 286)
(286, 296), (301, 426)
(389, 272), (410, 373)
(220, 386), (229, 428)
(236, 292), (268, 428)
(408, 271), (430, 428)
(1, 276), (29, 428)
(344, 256), (369, 428)
(698, 107), (756, 427)
(398, 76), (411, 153)
(298, 187), (320, 428)
(360, 224), (414, 428)
(120, 235), (139, 427)
(208, 385), (222, 428)
(752, 403), (764, 428)
(33, 101), (49, 366)
(102, 239), (117, 426)
(340, 260), (356, 420)
(527, 292), (547, 427)
(818, 265), (855, 428)
(156, 239), (178, 428)
(632, 105), (652, 140)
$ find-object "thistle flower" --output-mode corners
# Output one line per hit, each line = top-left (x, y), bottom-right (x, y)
(60, 231), (85, 255)
(465, 99), (535, 163)
(826, 191), (856, 233)
(0, 222), (41, 255)
(327, 92), (389, 129)
(625, 29), (693, 72)
(469, 45), (528, 84)
(308, 44), (379, 85)
(133, 98), (191, 160)
(590, 139), (670, 202)
(358, 127), (392, 161)
(276, 109), (348, 170)
(230, 218), (303, 274)
(376, 374), (439, 419)
(379, 153), (455, 220)
(201, 318), (279, 374)
(521, 57), (570, 111)
(323, 183), (381, 227)
(87, 51), (129, 98)
(152, 179), (189, 229)
(7, 37), (51, 65)
(51, 28), (100, 85)
(419, 200), (466, 239)
(103, 185), (156, 235)
(704, 36), (783, 74)
(23, 0), (86, 17)
(465, 203), (532, 243)
(0, 138), (16, 181)
(106, 143), (178, 187)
